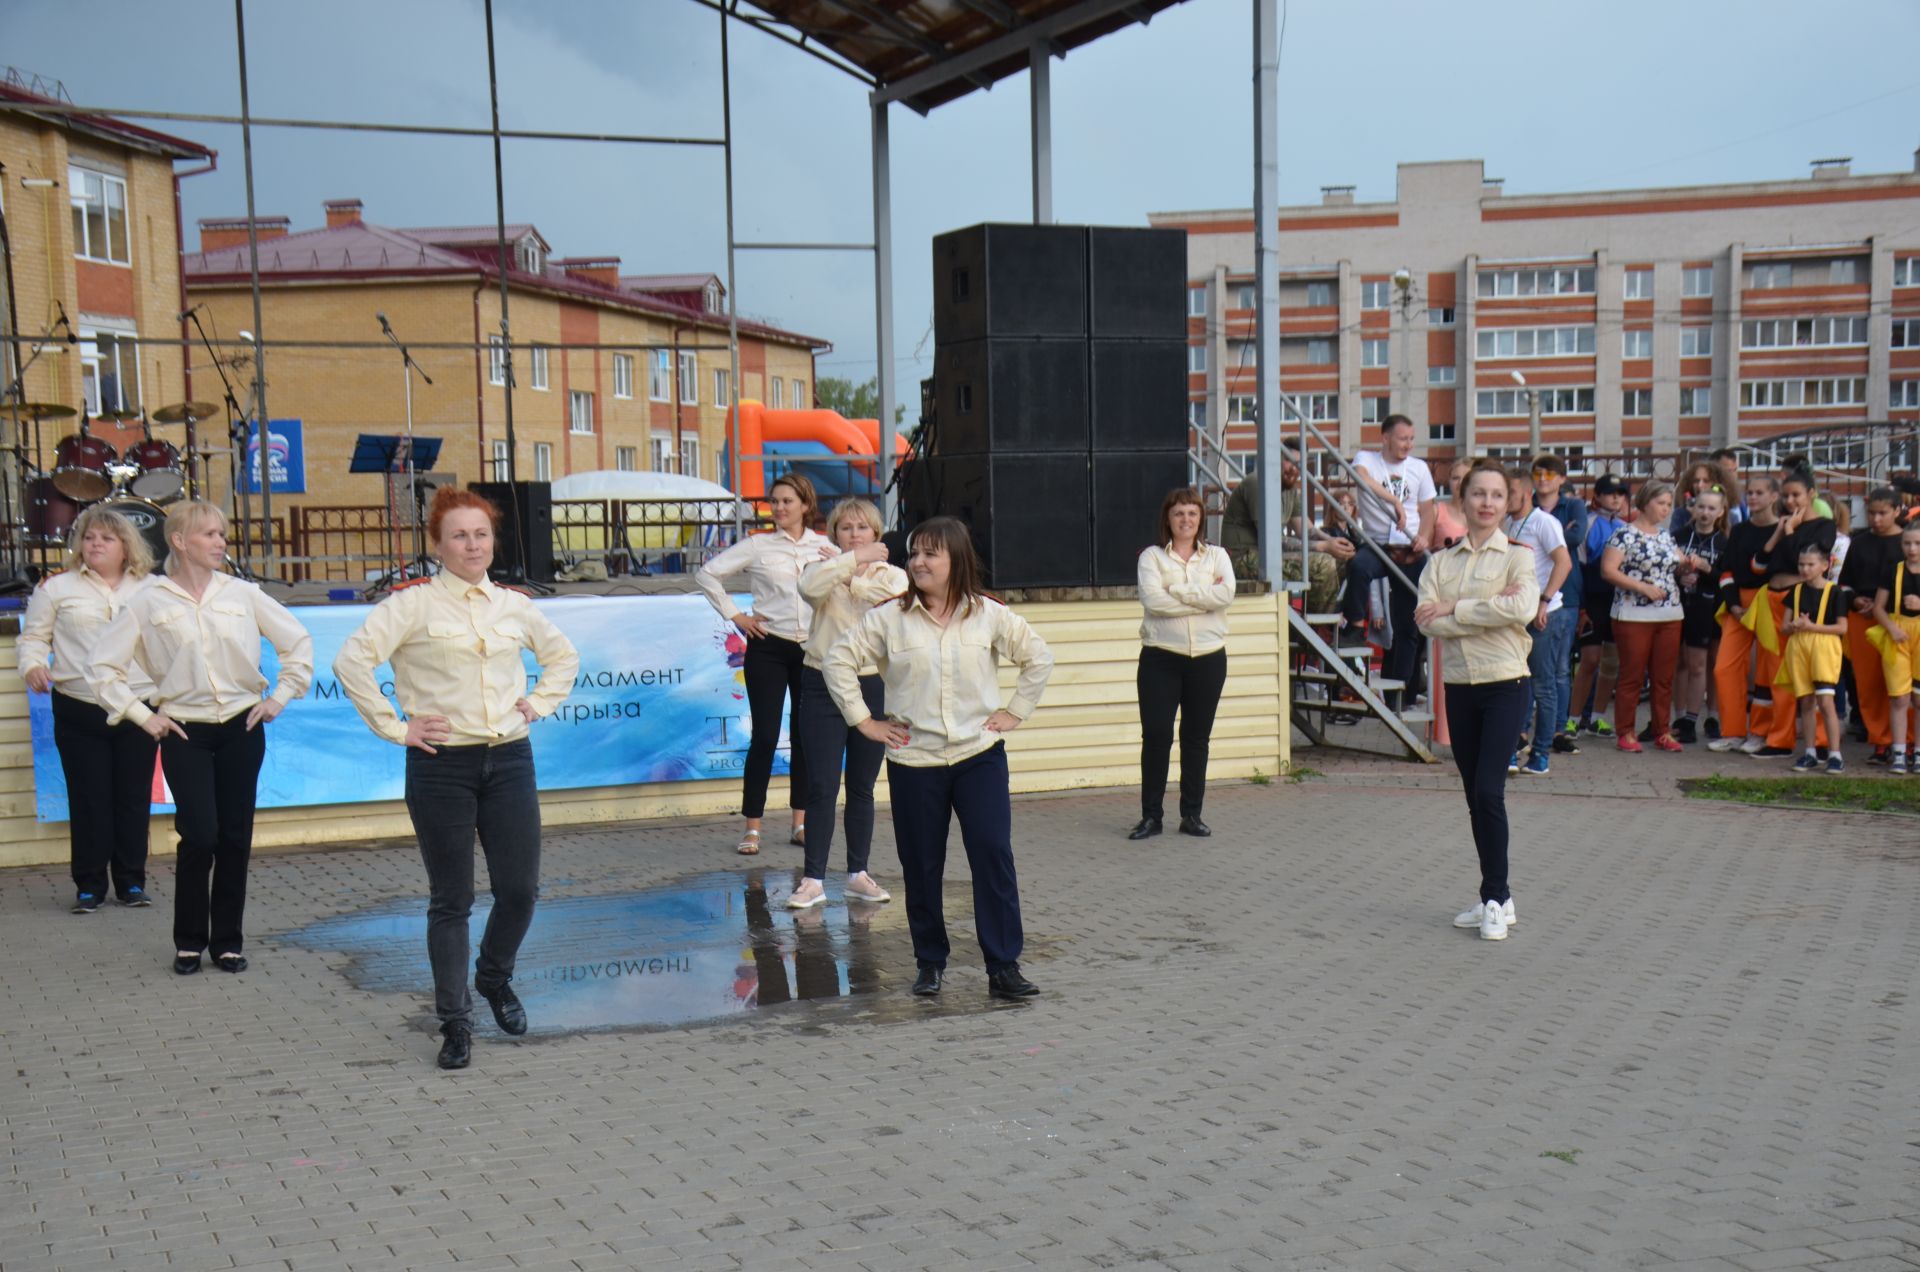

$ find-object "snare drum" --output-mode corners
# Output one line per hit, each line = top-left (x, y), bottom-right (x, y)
(123, 437), (184, 502)
(97, 497), (170, 572)
(25, 477), (79, 544)
(52, 433), (115, 501)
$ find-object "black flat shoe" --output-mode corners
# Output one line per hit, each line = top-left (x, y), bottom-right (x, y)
(1178, 816), (1212, 837)
(437, 1023), (472, 1070)
(911, 963), (944, 996)
(214, 953), (248, 974)
(480, 983), (528, 1035)
(173, 953), (202, 976)
(988, 965), (1040, 1001)
(1127, 818), (1162, 840)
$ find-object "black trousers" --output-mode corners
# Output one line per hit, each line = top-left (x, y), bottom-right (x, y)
(1136, 646), (1228, 821)
(741, 634), (809, 819)
(52, 690), (158, 899)
(161, 713), (266, 956)
(886, 742), (1023, 972)
(1442, 677), (1531, 905)
(796, 666), (885, 879)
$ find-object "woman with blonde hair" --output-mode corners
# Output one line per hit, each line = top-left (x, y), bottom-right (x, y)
(19, 507), (160, 913)
(89, 500), (313, 976)
(790, 497), (908, 909)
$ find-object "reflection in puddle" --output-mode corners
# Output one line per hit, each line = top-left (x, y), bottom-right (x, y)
(279, 868), (930, 1033)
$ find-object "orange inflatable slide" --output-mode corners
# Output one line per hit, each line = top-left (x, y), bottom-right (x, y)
(728, 400), (909, 501)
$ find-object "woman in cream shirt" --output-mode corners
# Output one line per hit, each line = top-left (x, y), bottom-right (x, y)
(1132, 486), (1235, 841)
(19, 506), (160, 913)
(89, 500), (314, 976)
(1413, 461), (1540, 942)
(333, 487), (579, 1071)
(790, 497), (907, 910)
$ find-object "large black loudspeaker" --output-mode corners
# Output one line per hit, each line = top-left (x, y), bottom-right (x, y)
(1092, 452), (1191, 586)
(934, 339), (1089, 454)
(902, 454), (1092, 590)
(469, 480), (555, 583)
(934, 224), (1088, 343)
(1090, 339), (1190, 452)
(1089, 227), (1189, 339)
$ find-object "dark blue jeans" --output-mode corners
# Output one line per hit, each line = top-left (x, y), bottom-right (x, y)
(1443, 677), (1531, 904)
(404, 738), (541, 1028)
(162, 712), (265, 956)
(797, 667), (885, 880)
(886, 742), (1023, 972)
(1529, 607), (1579, 759)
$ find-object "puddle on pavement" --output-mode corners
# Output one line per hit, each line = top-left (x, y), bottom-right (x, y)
(278, 867), (983, 1033)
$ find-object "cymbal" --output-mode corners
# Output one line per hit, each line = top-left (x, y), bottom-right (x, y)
(1, 401), (76, 420)
(96, 407), (145, 422)
(188, 443), (228, 458)
(150, 400), (217, 424)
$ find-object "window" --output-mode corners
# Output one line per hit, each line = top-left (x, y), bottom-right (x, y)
(1427, 306), (1455, 327)
(1680, 327), (1714, 358)
(679, 351), (698, 403)
(1682, 266), (1714, 297)
(1623, 330), (1653, 359)
(713, 368), (730, 407)
(770, 377), (784, 409)
(790, 377), (806, 409)
(613, 353), (633, 399)
(1898, 258), (1920, 287)
(1476, 387), (1595, 416)
(1751, 263), (1793, 290)
(1305, 281), (1334, 308)
(69, 166), (128, 264)
(1475, 266), (1596, 297)
(1739, 378), (1868, 409)
(1680, 386), (1711, 416)
(1894, 381), (1920, 409)
(488, 336), (508, 386)
(1227, 395), (1257, 423)
(1473, 326), (1596, 359)
(1893, 320), (1920, 348)
(1299, 394), (1337, 422)
(704, 281), (721, 312)
(649, 349), (671, 400)
(1830, 259), (1861, 285)
(1232, 341), (1256, 368)
(79, 326), (141, 415)
(1623, 388), (1653, 416)
(490, 439), (509, 481)
(1360, 396), (1388, 425)
(1623, 270), (1653, 300)
(1188, 345), (1208, 374)
(515, 236), (543, 274)
(1188, 286), (1207, 317)
(650, 434), (672, 472)
(1187, 400), (1206, 429)
(569, 390), (594, 435)
(1361, 280), (1391, 309)
(1306, 339), (1333, 365)
(533, 442), (553, 482)
(1428, 423), (1455, 442)
(1427, 365), (1456, 385)
(529, 346), (549, 391)
(1740, 316), (1868, 349)
(615, 446), (638, 471)
(1361, 338), (1389, 368)
(680, 436), (701, 479)
(1236, 284), (1256, 309)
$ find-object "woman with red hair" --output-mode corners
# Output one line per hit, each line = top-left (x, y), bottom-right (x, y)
(334, 486), (579, 1070)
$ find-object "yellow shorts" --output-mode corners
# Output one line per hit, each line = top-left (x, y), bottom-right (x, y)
(1780, 633), (1844, 698)
(1877, 615), (1920, 697)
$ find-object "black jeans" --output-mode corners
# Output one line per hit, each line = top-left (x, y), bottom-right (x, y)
(52, 690), (158, 899)
(796, 666), (885, 879)
(741, 634), (809, 820)
(161, 713), (266, 956)
(1443, 677), (1531, 905)
(886, 742), (1023, 972)
(405, 739), (541, 1029)
(1137, 646), (1228, 821)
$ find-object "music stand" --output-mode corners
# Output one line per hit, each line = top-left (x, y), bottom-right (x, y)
(355, 432), (442, 597)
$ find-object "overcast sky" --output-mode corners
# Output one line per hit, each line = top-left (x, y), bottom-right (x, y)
(10, 0), (1920, 396)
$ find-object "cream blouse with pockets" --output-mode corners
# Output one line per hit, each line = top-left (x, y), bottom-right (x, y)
(798, 552), (908, 671)
(822, 594), (1054, 768)
(18, 567), (157, 704)
(332, 571), (580, 747)
(694, 528), (834, 642)
(88, 571), (315, 726)
(1137, 543), (1236, 656)
(1414, 533), (1540, 685)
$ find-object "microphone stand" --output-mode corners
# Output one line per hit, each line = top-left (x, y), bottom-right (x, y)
(185, 309), (259, 580)
(379, 315), (435, 582)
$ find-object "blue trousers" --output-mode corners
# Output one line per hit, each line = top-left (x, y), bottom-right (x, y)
(885, 742), (1023, 972)
(1529, 607), (1578, 758)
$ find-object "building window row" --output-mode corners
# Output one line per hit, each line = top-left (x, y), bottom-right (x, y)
(1751, 259), (1860, 289)
(1476, 387), (1595, 417)
(1475, 325), (1595, 359)
(1740, 315), (1867, 350)
(1739, 377), (1867, 409)
(1297, 393), (1337, 422)
(1477, 266), (1595, 298)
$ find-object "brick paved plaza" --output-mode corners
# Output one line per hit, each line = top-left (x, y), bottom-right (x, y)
(3, 745), (1917, 1271)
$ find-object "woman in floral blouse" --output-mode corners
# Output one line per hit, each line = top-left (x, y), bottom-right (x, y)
(1600, 480), (1707, 753)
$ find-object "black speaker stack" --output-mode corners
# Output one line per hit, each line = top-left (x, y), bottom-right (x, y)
(904, 223), (1189, 589)
(469, 480), (556, 584)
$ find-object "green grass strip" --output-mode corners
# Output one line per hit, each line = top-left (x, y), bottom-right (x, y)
(1680, 774), (1920, 815)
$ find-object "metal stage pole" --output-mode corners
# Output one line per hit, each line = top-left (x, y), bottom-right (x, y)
(1252, 0), (1284, 585)
(722, 2), (743, 538)
(234, 0), (276, 578)
(871, 100), (896, 525)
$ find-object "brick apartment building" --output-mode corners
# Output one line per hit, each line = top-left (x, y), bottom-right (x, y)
(183, 200), (827, 513)
(1152, 156), (1920, 471)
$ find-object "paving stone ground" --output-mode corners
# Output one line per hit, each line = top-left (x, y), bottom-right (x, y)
(2, 737), (1917, 1271)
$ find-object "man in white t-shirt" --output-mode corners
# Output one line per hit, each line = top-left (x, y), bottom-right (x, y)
(1504, 469), (1574, 775)
(1343, 415), (1438, 704)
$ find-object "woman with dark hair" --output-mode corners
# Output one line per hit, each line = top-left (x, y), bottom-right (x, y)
(1414, 461), (1538, 941)
(1747, 469), (1839, 757)
(334, 486), (579, 1069)
(1131, 486), (1235, 840)
(696, 473), (833, 855)
(824, 516), (1053, 1000)
(1600, 480), (1696, 753)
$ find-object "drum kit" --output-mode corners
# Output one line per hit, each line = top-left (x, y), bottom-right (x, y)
(8, 399), (216, 571)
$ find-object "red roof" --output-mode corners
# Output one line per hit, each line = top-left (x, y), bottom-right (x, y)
(0, 82), (213, 160)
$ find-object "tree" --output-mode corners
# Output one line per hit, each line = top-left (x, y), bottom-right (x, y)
(815, 375), (905, 424)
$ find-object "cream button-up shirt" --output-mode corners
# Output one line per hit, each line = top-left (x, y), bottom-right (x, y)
(823, 593), (1053, 768)
(332, 571), (580, 747)
(1137, 543), (1236, 657)
(1414, 532), (1540, 686)
(694, 528), (834, 643)
(18, 567), (157, 705)
(798, 552), (908, 672)
(88, 571), (315, 726)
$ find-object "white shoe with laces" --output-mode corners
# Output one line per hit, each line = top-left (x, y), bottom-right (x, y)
(1453, 898), (1517, 930)
(844, 872), (891, 903)
(1738, 734), (1769, 754)
(1706, 735), (1741, 753)
(786, 878), (827, 910)
(1480, 899), (1510, 940)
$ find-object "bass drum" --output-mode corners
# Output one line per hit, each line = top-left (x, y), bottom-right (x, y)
(97, 498), (170, 572)
(25, 476), (80, 544)
(52, 433), (116, 501)
(124, 437), (184, 502)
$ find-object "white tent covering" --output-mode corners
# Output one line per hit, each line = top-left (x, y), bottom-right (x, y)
(550, 470), (742, 504)
(547, 469), (750, 560)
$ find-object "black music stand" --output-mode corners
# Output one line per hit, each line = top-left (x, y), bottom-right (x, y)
(356, 432), (443, 598)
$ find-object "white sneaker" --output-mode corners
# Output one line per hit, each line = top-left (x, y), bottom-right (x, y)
(786, 879), (827, 910)
(1453, 899), (1516, 929)
(844, 872), (892, 903)
(1738, 734), (1768, 754)
(1480, 900), (1510, 940)
(1706, 735), (1741, 752)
